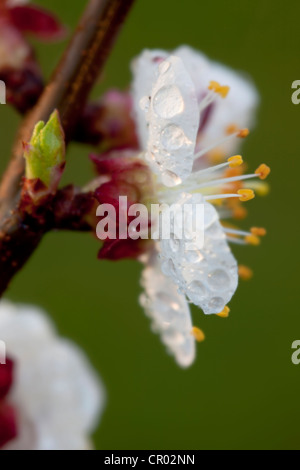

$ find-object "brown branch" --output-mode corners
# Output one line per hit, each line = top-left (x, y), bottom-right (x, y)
(0, 0), (135, 296)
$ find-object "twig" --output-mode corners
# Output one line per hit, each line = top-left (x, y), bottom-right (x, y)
(0, 0), (135, 296)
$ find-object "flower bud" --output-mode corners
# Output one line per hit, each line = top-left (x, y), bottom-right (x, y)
(23, 109), (66, 204)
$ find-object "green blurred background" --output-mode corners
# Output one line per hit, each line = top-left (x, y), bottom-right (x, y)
(0, 0), (299, 450)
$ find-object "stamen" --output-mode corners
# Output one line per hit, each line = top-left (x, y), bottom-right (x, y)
(228, 155), (243, 168)
(251, 227), (267, 236)
(193, 131), (247, 161)
(193, 172), (259, 191)
(193, 155), (243, 178)
(205, 188), (255, 202)
(224, 226), (265, 246)
(238, 265), (253, 280)
(191, 327), (205, 342)
(217, 306), (230, 318)
(223, 227), (252, 237)
(205, 193), (242, 201)
(255, 164), (271, 180)
(244, 234), (261, 245)
(226, 236), (247, 245)
(238, 128), (250, 138)
(198, 89), (218, 113)
(208, 81), (230, 98)
(237, 189), (255, 201)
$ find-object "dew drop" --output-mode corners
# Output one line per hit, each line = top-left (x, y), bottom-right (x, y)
(208, 297), (225, 312)
(161, 124), (187, 151)
(207, 269), (230, 290)
(188, 280), (207, 300)
(162, 170), (182, 187)
(184, 250), (204, 263)
(153, 85), (184, 119)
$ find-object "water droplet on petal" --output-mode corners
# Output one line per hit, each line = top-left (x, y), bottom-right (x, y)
(161, 124), (187, 150)
(188, 280), (207, 300)
(184, 250), (204, 263)
(208, 297), (225, 312)
(162, 170), (182, 187)
(207, 269), (230, 291)
(153, 85), (184, 119)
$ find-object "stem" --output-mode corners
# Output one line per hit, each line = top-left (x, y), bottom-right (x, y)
(0, 0), (135, 296)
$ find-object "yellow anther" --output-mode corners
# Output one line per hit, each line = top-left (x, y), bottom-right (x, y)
(226, 123), (239, 135)
(251, 227), (267, 237)
(228, 155), (243, 168)
(217, 306), (230, 318)
(255, 164), (271, 180)
(245, 234), (261, 246)
(208, 81), (220, 92)
(237, 189), (255, 202)
(191, 327), (205, 343)
(218, 86), (230, 98)
(238, 265), (253, 281)
(208, 81), (230, 98)
(238, 128), (250, 138)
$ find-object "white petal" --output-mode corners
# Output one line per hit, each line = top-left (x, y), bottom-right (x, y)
(140, 254), (195, 368)
(146, 56), (200, 186)
(159, 193), (239, 314)
(0, 300), (55, 360)
(175, 46), (259, 155)
(174, 46), (211, 96)
(132, 52), (200, 187)
(131, 49), (168, 150)
(0, 301), (105, 450)
(13, 340), (104, 435)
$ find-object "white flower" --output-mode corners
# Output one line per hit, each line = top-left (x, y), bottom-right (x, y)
(140, 248), (195, 368)
(131, 46), (269, 367)
(0, 301), (105, 450)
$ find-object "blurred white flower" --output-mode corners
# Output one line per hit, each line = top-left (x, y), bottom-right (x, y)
(0, 301), (105, 450)
(132, 47), (269, 367)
